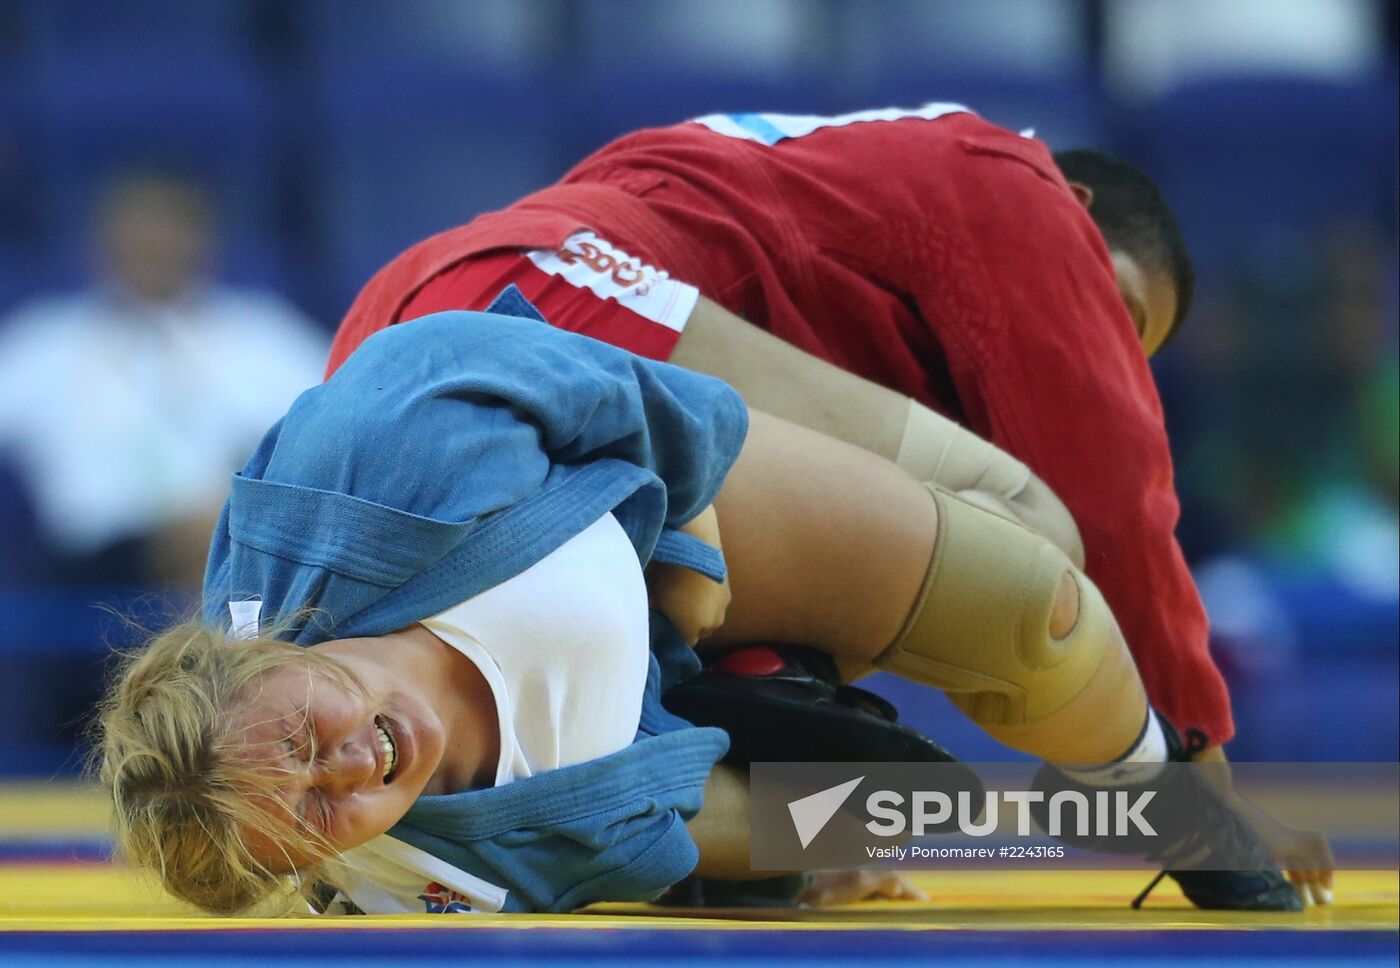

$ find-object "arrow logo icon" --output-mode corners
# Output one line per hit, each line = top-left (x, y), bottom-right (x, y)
(787, 776), (864, 849)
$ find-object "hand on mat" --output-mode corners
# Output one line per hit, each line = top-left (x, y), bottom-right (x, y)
(1192, 745), (1335, 906)
(648, 504), (731, 645)
(799, 870), (927, 906)
(1250, 810), (1335, 906)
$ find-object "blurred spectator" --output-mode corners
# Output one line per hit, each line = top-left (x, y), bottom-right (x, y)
(0, 170), (327, 591)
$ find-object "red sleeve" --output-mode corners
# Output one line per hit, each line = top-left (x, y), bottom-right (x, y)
(901, 138), (1232, 743)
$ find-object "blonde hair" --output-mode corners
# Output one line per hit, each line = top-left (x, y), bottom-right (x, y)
(95, 621), (364, 915)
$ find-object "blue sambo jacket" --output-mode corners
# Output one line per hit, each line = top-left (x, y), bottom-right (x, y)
(201, 287), (743, 911)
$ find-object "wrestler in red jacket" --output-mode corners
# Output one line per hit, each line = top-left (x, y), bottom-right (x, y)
(330, 105), (1214, 751)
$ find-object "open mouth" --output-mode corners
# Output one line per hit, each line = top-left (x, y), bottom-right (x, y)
(374, 715), (399, 783)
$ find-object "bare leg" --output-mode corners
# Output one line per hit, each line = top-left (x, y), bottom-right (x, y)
(709, 409), (937, 660)
(710, 408), (1147, 764)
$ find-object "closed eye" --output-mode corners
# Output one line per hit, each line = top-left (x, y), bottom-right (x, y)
(301, 789), (330, 835)
(284, 723), (328, 834)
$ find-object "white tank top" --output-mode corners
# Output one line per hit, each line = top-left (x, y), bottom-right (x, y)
(419, 513), (652, 785)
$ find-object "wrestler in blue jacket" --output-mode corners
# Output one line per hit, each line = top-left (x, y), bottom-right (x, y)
(195, 287), (742, 912)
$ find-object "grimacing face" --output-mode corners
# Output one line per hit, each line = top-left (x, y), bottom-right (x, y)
(230, 638), (448, 874)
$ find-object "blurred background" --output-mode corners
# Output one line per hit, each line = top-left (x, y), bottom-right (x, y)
(0, 0), (1394, 775)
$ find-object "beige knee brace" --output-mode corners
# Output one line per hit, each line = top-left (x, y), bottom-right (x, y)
(896, 402), (1085, 569)
(874, 486), (1121, 727)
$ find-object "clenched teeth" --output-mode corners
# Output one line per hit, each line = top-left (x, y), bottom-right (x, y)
(375, 717), (397, 781)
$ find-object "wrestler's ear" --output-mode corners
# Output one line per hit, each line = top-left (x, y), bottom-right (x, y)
(1068, 181), (1094, 210)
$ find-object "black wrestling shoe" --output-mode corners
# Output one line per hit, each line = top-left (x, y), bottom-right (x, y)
(1150, 868), (1302, 911)
(1033, 720), (1303, 912)
(1148, 723), (1303, 912)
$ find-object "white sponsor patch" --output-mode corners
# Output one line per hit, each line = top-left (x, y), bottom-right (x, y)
(526, 232), (699, 334)
(692, 102), (972, 146)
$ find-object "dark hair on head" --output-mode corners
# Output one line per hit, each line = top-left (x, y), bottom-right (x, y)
(1053, 149), (1194, 347)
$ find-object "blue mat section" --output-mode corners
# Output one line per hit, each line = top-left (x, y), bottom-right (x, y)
(3, 928), (1396, 967)
(0, 840), (112, 863)
(6, 958), (1395, 968)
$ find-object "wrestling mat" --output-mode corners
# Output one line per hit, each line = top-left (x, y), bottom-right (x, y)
(3, 782), (1396, 967)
